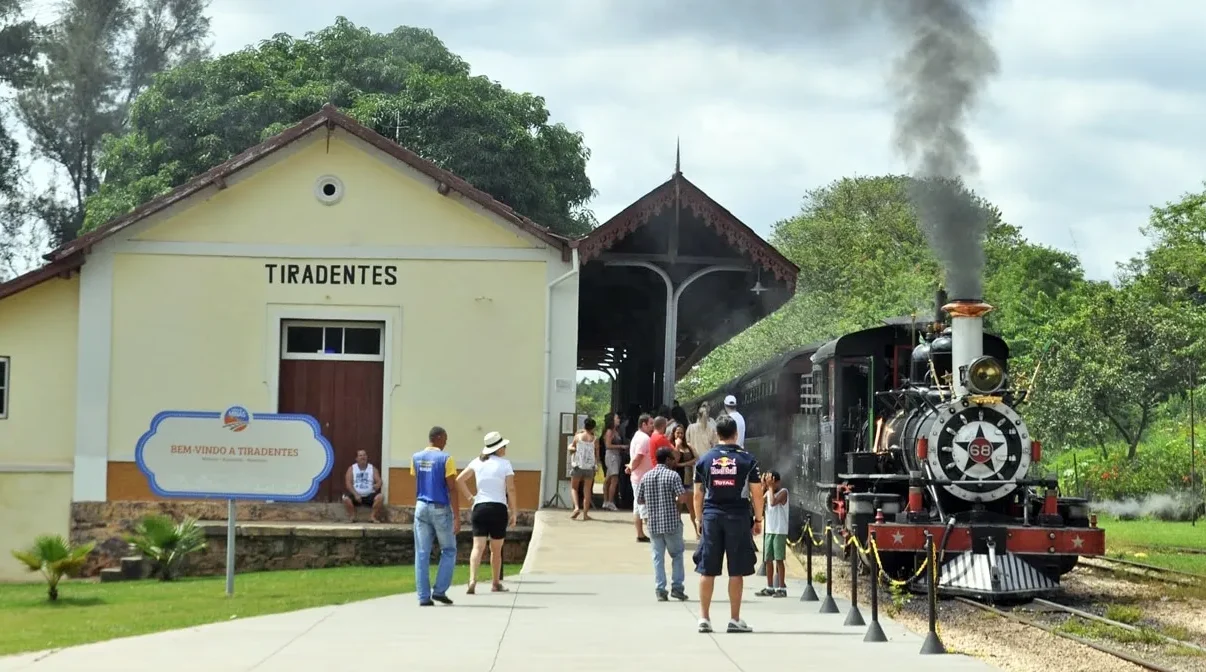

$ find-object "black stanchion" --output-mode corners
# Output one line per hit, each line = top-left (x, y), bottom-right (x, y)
(843, 532), (865, 626)
(819, 526), (839, 613)
(800, 527), (818, 602)
(863, 530), (888, 643)
(919, 531), (946, 655)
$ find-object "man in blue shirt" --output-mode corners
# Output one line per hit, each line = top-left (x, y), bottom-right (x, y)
(692, 415), (764, 634)
(411, 426), (461, 606)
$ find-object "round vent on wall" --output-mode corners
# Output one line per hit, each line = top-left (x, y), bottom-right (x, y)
(314, 175), (344, 205)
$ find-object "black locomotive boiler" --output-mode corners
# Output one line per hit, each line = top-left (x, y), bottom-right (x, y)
(685, 291), (1105, 600)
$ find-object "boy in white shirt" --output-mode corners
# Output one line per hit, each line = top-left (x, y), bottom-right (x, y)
(757, 471), (789, 597)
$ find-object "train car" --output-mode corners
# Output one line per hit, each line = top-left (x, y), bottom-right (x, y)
(683, 291), (1106, 601)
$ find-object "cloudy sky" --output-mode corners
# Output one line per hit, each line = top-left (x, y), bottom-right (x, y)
(22, 0), (1206, 281)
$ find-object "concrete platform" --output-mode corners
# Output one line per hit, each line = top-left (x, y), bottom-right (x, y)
(1, 508), (1003, 671)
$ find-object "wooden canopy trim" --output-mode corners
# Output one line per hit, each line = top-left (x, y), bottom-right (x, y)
(0, 253), (84, 302)
(46, 104), (571, 264)
(574, 173), (799, 290)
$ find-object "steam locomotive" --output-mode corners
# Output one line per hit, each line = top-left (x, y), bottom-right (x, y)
(685, 291), (1105, 600)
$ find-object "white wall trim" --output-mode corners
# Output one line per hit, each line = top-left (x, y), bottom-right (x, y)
(265, 304), (400, 500)
(118, 240), (555, 262)
(0, 463), (73, 473)
(73, 244), (114, 502)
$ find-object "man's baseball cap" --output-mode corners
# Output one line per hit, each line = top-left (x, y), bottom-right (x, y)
(724, 395), (737, 407)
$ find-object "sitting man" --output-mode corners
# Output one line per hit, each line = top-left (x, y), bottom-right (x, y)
(342, 449), (385, 522)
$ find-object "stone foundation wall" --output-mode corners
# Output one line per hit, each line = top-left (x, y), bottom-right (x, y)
(71, 501), (536, 577)
(182, 523), (531, 577)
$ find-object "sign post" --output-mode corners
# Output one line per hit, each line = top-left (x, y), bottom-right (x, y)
(135, 405), (334, 596)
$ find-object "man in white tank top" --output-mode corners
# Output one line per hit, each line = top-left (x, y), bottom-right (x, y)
(343, 449), (385, 522)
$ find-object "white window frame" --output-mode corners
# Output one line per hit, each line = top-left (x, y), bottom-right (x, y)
(0, 356), (8, 419)
(280, 320), (385, 362)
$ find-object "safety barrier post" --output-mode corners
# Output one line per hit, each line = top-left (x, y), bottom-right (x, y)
(843, 532), (865, 626)
(863, 530), (887, 642)
(819, 526), (839, 613)
(800, 526), (818, 602)
(919, 531), (946, 654)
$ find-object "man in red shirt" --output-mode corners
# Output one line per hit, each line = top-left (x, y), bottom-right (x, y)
(649, 416), (672, 464)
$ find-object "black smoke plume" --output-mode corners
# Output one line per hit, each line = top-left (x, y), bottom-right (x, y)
(882, 0), (1000, 300)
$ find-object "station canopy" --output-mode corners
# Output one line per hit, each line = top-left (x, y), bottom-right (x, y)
(574, 155), (800, 411)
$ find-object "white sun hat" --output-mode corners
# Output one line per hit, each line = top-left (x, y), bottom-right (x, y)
(482, 431), (510, 455)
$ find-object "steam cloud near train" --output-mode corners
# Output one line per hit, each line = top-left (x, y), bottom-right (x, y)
(1092, 493), (1205, 521)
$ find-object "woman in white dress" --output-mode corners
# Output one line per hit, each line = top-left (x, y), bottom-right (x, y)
(568, 417), (599, 520)
(456, 431), (518, 594)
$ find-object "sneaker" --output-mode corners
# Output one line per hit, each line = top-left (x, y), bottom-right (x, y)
(773, 589), (787, 598)
(727, 619), (753, 633)
(755, 587), (775, 596)
(698, 619), (713, 633)
(432, 594), (453, 605)
(656, 590), (669, 601)
(671, 588), (689, 601)
(419, 599), (435, 606)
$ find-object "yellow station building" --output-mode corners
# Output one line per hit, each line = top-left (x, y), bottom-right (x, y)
(0, 105), (582, 579)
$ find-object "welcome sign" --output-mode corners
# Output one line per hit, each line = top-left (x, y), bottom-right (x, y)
(135, 406), (334, 501)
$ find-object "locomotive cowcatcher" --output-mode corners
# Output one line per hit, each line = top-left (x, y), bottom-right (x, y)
(686, 290), (1105, 601)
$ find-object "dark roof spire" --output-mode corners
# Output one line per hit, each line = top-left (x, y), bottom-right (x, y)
(674, 137), (681, 176)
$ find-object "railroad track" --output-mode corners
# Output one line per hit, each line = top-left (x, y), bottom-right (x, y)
(1081, 555), (1206, 583)
(955, 596), (1200, 672)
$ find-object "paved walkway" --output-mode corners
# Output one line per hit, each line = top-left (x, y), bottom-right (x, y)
(1, 510), (1002, 672)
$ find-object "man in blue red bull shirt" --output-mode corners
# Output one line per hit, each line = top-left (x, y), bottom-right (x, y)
(692, 415), (764, 633)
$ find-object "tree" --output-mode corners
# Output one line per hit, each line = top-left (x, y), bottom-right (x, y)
(678, 174), (1029, 399)
(0, 0), (43, 279)
(84, 17), (597, 237)
(1033, 280), (1206, 459)
(16, 0), (211, 244)
(575, 377), (612, 426)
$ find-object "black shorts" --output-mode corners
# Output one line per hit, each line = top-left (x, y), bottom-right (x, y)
(471, 502), (509, 539)
(345, 491), (379, 507)
(693, 510), (757, 577)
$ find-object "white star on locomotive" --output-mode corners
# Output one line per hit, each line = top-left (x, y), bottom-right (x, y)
(952, 423), (1008, 478)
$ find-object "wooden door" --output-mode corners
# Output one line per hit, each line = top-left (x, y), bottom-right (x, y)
(278, 359), (385, 502)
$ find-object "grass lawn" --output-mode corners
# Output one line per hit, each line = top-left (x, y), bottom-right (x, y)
(1096, 514), (1206, 575)
(0, 563), (521, 657)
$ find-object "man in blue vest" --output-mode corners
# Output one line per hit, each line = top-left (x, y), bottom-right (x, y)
(692, 415), (764, 633)
(411, 426), (461, 606)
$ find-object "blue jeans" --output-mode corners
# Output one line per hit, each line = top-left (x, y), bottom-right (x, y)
(651, 528), (685, 592)
(414, 500), (456, 602)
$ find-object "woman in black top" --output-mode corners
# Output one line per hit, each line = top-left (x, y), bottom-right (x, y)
(671, 424), (699, 536)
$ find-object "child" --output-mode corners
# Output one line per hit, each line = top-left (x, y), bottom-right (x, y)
(757, 471), (789, 597)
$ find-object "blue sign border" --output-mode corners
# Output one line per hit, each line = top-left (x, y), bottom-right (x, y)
(134, 410), (335, 502)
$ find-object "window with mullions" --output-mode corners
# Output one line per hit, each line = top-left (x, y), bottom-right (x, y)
(281, 321), (384, 361)
(0, 356), (8, 419)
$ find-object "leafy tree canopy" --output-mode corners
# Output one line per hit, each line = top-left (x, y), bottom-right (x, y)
(84, 17), (597, 237)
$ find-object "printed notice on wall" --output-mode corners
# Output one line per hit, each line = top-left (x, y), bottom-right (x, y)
(135, 406), (334, 501)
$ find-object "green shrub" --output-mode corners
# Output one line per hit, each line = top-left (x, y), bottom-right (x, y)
(126, 515), (207, 581)
(11, 535), (96, 601)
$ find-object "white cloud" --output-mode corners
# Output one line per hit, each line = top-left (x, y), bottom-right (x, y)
(28, 0), (1206, 285)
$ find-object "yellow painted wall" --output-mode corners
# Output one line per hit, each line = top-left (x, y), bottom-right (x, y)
(0, 473), (73, 581)
(134, 133), (538, 250)
(0, 276), (79, 465)
(0, 276), (78, 580)
(109, 253), (547, 476)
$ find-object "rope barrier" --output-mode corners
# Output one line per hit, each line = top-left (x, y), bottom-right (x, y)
(788, 522), (930, 588)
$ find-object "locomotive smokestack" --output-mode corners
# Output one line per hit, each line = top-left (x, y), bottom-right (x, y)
(934, 288), (948, 326)
(943, 298), (994, 397)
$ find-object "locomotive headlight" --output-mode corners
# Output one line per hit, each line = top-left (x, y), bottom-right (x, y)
(965, 356), (1007, 394)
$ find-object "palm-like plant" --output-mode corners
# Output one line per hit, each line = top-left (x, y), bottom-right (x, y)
(11, 535), (96, 601)
(126, 515), (208, 581)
